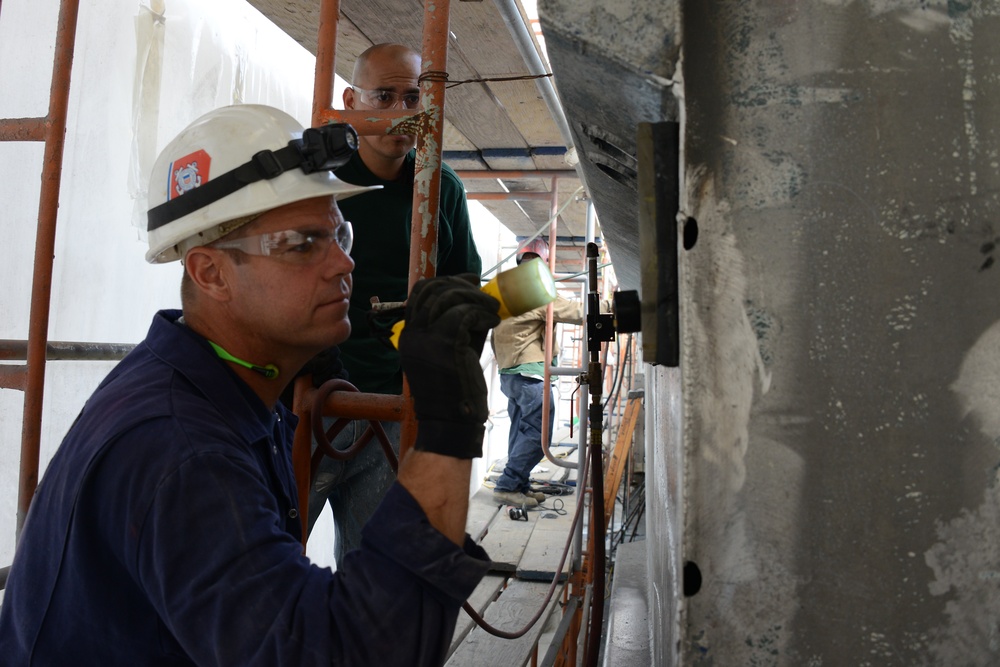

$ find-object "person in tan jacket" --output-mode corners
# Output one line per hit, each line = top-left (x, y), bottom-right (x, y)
(490, 238), (583, 507)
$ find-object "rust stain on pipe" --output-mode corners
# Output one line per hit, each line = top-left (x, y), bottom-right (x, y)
(397, 0), (453, 459)
(317, 109), (419, 135)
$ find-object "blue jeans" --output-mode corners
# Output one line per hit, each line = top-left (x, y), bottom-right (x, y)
(307, 419), (401, 564)
(495, 373), (554, 493)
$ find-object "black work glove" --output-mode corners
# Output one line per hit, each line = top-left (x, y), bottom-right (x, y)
(399, 274), (501, 459)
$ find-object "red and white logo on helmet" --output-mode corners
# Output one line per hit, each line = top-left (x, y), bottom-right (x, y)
(517, 237), (549, 264)
(166, 149), (211, 202)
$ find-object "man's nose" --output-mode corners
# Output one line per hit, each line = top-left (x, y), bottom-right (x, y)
(324, 242), (355, 276)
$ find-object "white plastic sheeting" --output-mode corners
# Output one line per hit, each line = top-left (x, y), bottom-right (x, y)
(0, 0), (318, 565)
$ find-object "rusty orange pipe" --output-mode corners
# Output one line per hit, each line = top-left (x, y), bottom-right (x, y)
(0, 118), (47, 142)
(317, 108), (418, 134)
(399, 0), (453, 459)
(310, 0), (340, 126)
(18, 0), (82, 538)
(319, 391), (405, 422)
(408, 0), (450, 291)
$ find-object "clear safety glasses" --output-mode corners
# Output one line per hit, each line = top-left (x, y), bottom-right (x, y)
(211, 221), (353, 265)
(352, 87), (421, 110)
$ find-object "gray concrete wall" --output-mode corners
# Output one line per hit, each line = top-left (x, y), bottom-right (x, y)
(545, 0), (1000, 664)
(681, 1), (1000, 664)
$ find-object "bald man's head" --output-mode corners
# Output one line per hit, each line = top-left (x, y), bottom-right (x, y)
(352, 43), (420, 88)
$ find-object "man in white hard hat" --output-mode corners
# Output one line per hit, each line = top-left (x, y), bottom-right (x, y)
(0, 104), (497, 666)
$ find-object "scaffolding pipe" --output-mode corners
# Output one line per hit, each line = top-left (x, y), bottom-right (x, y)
(586, 200), (597, 244)
(456, 169), (577, 179)
(539, 176), (580, 473)
(397, 0), (453, 458)
(572, 380), (588, 572)
(466, 191), (554, 201)
(549, 366), (585, 376)
(319, 391), (405, 423)
(0, 118), (47, 142)
(16, 0), (82, 538)
(317, 108), (418, 135)
(310, 0), (340, 126)
(0, 340), (134, 361)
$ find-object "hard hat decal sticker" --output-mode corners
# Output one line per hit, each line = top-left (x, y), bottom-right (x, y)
(167, 149), (211, 201)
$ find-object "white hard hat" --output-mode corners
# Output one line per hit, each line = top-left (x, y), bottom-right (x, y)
(145, 104), (378, 263)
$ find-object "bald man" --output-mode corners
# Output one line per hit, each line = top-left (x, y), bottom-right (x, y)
(301, 43), (483, 563)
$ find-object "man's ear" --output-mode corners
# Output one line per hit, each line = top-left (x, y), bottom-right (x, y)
(184, 248), (233, 303)
(343, 86), (356, 110)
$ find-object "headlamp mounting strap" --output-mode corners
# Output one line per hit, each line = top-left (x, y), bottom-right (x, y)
(147, 143), (305, 233)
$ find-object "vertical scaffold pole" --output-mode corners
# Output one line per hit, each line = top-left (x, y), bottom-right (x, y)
(399, 0), (452, 457)
(14, 0), (81, 538)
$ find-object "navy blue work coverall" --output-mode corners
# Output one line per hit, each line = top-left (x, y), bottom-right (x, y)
(0, 310), (489, 666)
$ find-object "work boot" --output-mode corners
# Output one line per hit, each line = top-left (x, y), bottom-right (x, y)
(493, 489), (539, 508)
(526, 489), (546, 502)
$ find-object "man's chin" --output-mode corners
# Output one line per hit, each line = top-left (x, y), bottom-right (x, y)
(326, 320), (351, 347)
(311, 305), (351, 343)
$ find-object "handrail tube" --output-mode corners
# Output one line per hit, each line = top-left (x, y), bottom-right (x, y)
(549, 366), (586, 376)
(467, 191), (555, 201)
